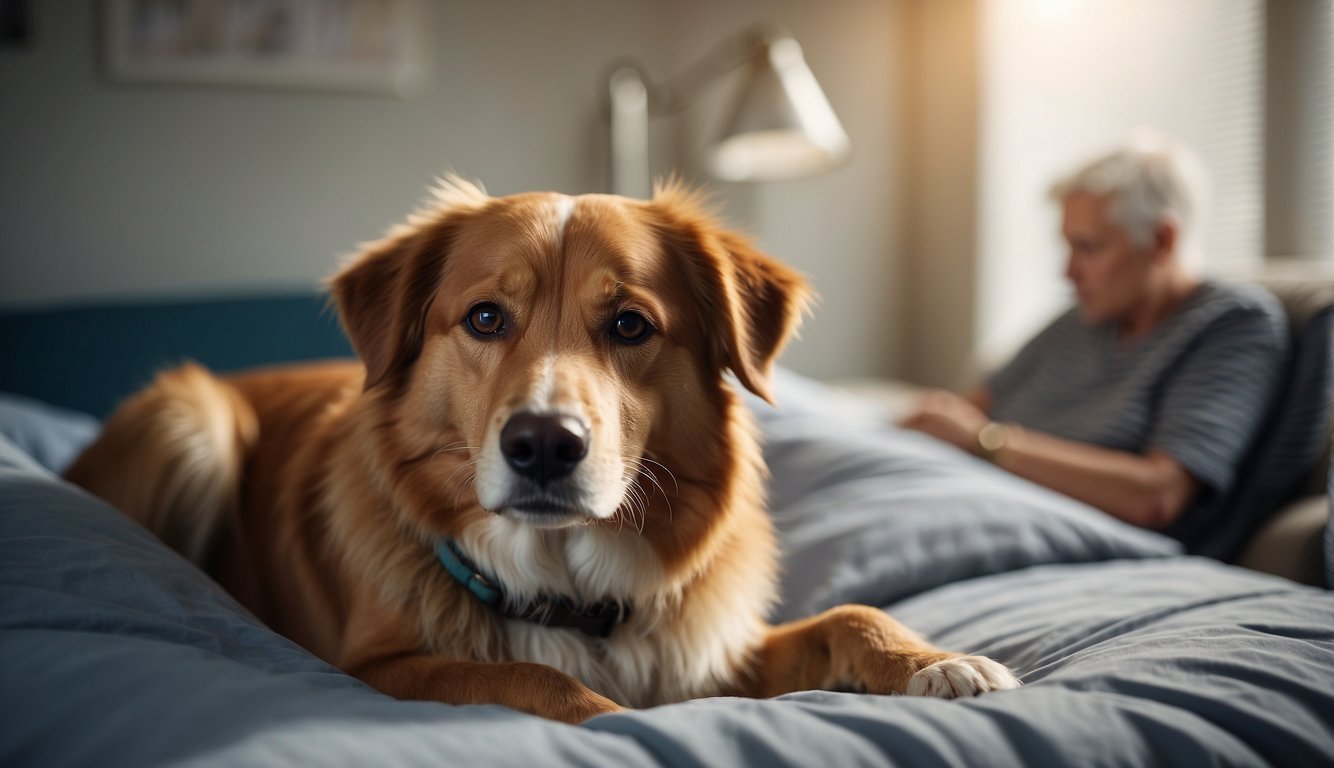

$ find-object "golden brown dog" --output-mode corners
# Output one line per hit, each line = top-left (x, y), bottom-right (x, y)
(66, 178), (1019, 723)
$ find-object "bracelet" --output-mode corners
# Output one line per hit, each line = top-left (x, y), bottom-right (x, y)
(975, 421), (1010, 462)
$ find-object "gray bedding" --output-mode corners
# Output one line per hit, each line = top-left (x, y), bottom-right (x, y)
(3, 374), (1333, 767)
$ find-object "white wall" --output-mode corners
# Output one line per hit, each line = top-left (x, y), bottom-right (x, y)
(0, 0), (904, 382)
(0, 2), (673, 302)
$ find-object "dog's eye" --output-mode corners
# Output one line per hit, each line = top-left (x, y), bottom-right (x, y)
(465, 303), (506, 337)
(611, 311), (654, 345)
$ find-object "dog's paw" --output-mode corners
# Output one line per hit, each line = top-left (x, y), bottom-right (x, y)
(538, 687), (626, 724)
(564, 693), (626, 724)
(906, 655), (1020, 698)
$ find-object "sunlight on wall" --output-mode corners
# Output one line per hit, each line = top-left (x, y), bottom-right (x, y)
(1026, 0), (1084, 25)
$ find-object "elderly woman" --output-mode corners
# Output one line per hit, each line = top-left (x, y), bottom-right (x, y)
(902, 139), (1287, 542)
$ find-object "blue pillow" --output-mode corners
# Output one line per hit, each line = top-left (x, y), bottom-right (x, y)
(0, 392), (98, 474)
(756, 373), (1181, 623)
(0, 431), (418, 765)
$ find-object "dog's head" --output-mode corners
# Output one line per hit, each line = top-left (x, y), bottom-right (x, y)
(330, 177), (810, 533)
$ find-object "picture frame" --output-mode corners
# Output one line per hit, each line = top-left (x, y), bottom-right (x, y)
(102, 0), (425, 96)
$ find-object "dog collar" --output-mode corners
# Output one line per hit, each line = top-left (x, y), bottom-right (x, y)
(435, 538), (631, 639)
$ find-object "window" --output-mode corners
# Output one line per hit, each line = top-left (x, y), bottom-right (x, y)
(1265, 0), (1334, 262)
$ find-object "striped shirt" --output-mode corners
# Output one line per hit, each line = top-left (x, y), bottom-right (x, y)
(987, 280), (1288, 518)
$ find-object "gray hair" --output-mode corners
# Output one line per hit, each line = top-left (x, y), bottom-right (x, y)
(1048, 134), (1208, 251)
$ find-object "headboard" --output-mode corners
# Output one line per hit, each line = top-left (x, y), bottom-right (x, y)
(0, 294), (354, 418)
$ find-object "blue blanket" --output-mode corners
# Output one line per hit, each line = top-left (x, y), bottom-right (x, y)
(3, 377), (1333, 767)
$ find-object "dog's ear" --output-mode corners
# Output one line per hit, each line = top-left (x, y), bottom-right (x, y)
(708, 227), (814, 403)
(649, 184), (813, 404)
(328, 176), (488, 390)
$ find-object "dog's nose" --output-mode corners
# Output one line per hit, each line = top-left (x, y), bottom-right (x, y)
(500, 413), (589, 484)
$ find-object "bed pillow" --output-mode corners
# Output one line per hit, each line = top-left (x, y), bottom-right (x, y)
(0, 432), (349, 675)
(756, 371), (1181, 623)
(0, 431), (425, 765)
(0, 392), (98, 474)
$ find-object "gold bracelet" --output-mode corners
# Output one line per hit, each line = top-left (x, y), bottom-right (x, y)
(976, 421), (1010, 462)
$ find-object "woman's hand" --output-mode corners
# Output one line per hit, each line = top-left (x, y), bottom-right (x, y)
(899, 390), (990, 453)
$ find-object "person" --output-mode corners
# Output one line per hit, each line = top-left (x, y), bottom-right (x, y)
(901, 137), (1288, 539)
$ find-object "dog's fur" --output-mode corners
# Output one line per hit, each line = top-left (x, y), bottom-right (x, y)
(66, 179), (1019, 722)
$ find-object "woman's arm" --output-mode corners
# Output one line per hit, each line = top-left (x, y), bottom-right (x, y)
(900, 390), (1197, 529)
(962, 386), (991, 414)
(986, 423), (1198, 529)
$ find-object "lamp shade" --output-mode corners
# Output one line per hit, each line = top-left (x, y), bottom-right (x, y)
(706, 37), (850, 183)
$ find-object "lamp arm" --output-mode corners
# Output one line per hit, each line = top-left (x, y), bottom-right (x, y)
(650, 25), (782, 115)
(602, 23), (791, 197)
(601, 24), (783, 118)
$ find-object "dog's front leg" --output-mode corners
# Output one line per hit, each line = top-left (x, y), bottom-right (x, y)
(346, 654), (624, 724)
(747, 604), (1020, 699)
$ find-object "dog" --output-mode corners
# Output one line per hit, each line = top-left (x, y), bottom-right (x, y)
(65, 178), (1020, 723)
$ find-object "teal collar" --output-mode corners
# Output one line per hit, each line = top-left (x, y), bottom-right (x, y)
(434, 538), (630, 639)
(435, 539), (502, 605)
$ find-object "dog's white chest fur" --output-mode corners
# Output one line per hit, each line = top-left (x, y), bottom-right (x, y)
(461, 518), (762, 707)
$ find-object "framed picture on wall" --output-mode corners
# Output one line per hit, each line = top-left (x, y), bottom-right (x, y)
(102, 0), (425, 96)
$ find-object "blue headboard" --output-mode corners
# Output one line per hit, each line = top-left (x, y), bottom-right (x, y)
(0, 294), (354, 418)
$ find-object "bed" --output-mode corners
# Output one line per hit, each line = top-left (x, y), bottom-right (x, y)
(3, 297), (1334, 766)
